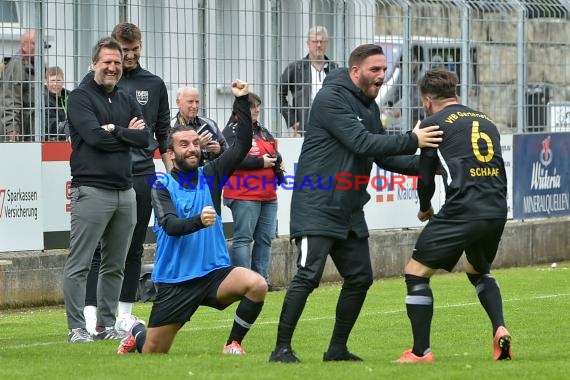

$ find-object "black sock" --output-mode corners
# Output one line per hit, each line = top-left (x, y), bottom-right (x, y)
(132, 323), (147, 353)
(227, 297), (264, 345)
(467, 273), (505, 335)
(405, 274), (433, 357)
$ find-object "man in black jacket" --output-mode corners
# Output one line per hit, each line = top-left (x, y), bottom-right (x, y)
(63, 36), (149, 343)
(279, 26), (339, 137)
(269, 44), (442, 363)
(83, 23), (172, 335)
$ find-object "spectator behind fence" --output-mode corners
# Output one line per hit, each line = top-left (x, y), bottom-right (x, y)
(279, 25), (338, 137)
(116, 80), (268, 356)
(222, 92), (285, 292)
(83, 22), (173, 336)
(395, 67), (511, 363)
(268, 44), (443, 363)
(44, 66), (69, 141)
(63, 36), (149, 343)
(171, 87), (228, 164)
(0, 30), (40, 142)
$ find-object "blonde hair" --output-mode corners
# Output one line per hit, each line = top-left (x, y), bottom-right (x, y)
(46, 66), (64, 77)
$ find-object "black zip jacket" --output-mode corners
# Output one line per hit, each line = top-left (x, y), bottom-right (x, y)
(67, 76), (149, 190)
(290, 67), (420, 240)
(120, 65), (171, 175)
(79, 67), (170, 174)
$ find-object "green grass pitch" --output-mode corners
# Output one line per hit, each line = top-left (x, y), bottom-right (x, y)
(1, 262), (569, 379)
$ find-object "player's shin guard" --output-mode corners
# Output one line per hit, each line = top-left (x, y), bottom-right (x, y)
(227, 297), (264, 345)
(467, 273), (505, 334)
(405, 274), (433, 357)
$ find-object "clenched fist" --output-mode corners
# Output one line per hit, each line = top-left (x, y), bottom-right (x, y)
(201, 206), (217, 227)
(231, 79), (249, 97)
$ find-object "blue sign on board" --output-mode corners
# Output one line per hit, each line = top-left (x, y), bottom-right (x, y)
(513, 133), (570, 219)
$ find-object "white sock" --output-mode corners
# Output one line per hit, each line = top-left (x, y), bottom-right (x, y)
(83, 305), (97, 334)
(117, 301), (133, 317)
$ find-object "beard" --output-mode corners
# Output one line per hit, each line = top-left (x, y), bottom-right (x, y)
(174, 151), (200, 172)
(358, 74), (382, 99)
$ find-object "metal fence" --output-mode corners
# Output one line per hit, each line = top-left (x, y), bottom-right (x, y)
(1, 0), (569, 141)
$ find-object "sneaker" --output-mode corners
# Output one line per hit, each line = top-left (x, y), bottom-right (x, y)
(115, 314), (145, 337)
(117, 333), (137, 355)
(396, 349), (435, 363)
(93, 327), (121, 340)
(493, 326), (513, 360)
(223, 340), (246, 355)
(269, 345), (300, 363)
(323, 348), (363, 362)
(68, 328), (94, 343)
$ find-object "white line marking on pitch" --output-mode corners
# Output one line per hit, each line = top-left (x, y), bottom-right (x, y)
(1, 293), (568, 350)
(187, 292), (570, 329)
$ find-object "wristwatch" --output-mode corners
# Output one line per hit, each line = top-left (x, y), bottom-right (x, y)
(105, 123), (115, 132)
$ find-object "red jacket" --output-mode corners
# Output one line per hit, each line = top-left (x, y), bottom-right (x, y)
(222, 121), (279, 201)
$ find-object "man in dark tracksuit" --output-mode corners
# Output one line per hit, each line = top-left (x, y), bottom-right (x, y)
(269, 44), (442, 363)
(396, 68), (511, 363)
(64, 36), (149, 343)
(84, 23), (172, 333)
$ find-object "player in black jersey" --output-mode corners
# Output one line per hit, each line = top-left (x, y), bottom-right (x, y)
(396, 68), (512, 363)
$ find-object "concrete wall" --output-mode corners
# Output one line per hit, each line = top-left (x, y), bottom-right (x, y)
(1, 217), (569, 309)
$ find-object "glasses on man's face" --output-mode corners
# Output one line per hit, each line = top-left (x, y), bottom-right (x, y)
(309, 40), (327, 45)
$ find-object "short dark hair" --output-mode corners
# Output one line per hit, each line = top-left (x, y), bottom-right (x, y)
(418, 67), (458, 100)
(348, 44), (384, 67)
(91, 37), (123, 63)
(111, 22), (142, 44)
(167, 125), (195, 150)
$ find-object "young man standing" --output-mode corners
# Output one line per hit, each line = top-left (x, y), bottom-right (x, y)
(396, 67), (511, 363)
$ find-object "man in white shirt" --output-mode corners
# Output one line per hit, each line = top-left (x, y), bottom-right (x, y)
(279, 26), (339, 137)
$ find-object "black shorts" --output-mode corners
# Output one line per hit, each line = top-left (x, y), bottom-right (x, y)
(147, 266), (234, 328)
(412, 216), (506, 273)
